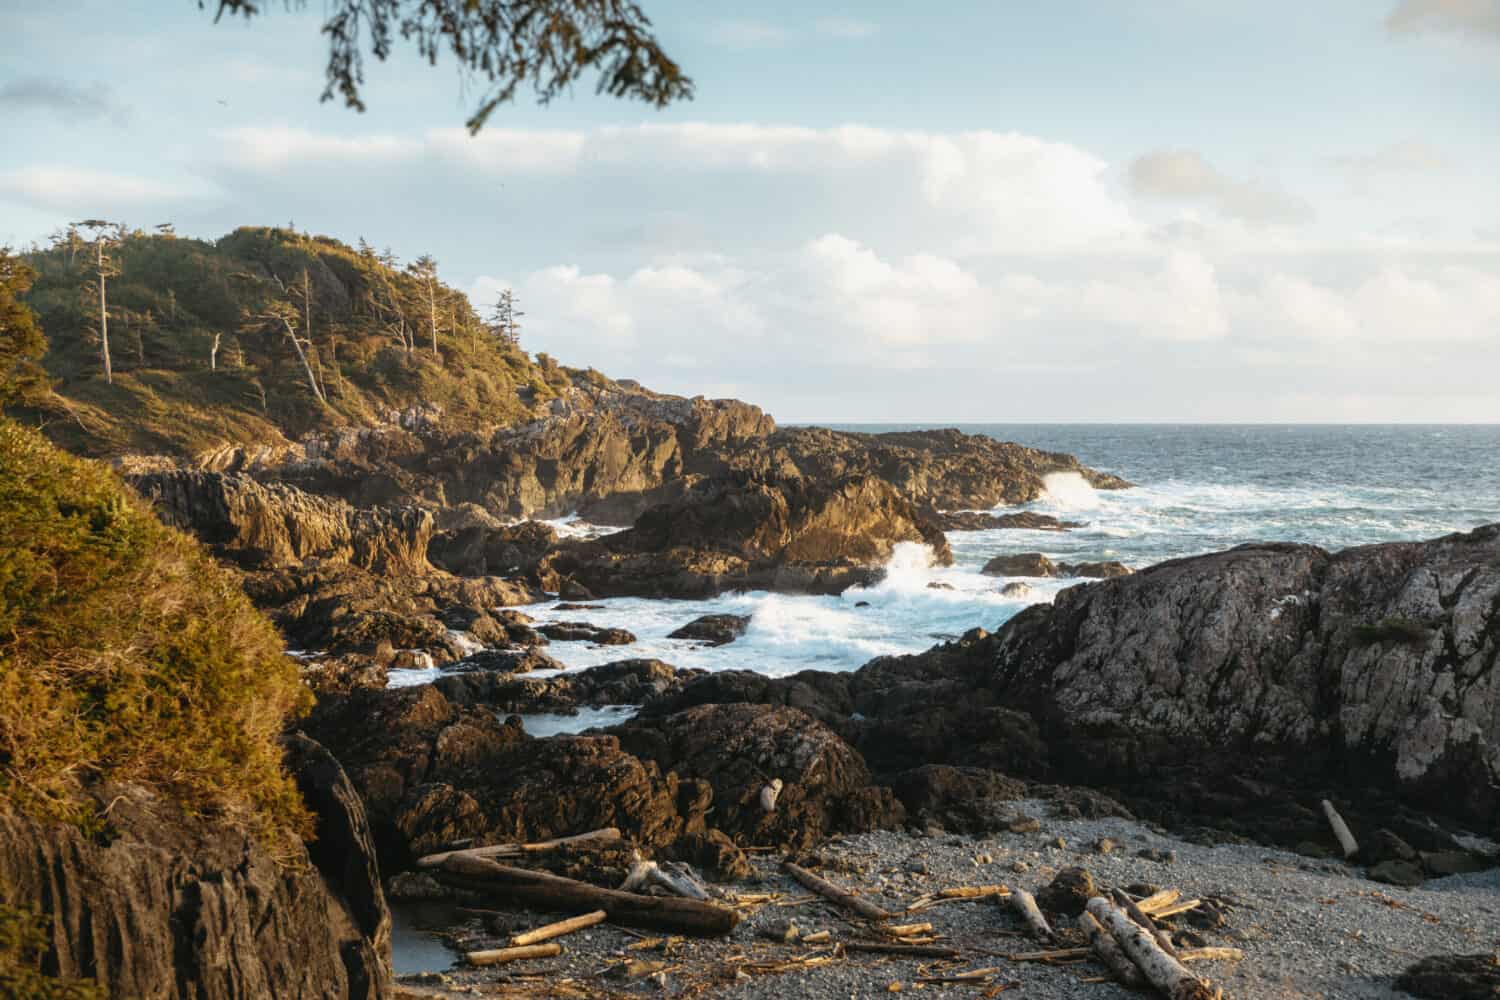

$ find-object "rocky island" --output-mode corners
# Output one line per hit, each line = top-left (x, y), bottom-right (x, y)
(1, 229), (1495, 999)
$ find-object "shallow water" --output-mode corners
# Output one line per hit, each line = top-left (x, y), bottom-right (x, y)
(392, 425), (1500, 691)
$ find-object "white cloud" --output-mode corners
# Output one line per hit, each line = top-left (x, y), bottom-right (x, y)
(815, 17), (879, 39)
(0, 166), (216, 212)
(1335, 141), (1449, 178)
(215, 126), (411, 169)
(709, 19), (790, 48)
(1386, 0), (1500, 40)
(1128, 149), (1311, 224)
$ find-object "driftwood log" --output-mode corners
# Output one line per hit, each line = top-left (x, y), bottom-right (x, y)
(1321, 799), (1359, 859)
(416, 827), (622, 868)
(464, 943), (562, 966)
(1086, 897), (1216, 1000)
(436, 855), (740, 936)
(1010, 888), (1055, 941)
(782, 861), (893, 920)
(1079, 911), (1147, 988)
(760, 779), (784, 812)
(510, 910), (607, 946)
(1114, 888), (1178, 958)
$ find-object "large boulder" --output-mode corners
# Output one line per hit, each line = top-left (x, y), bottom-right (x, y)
(991, 527), (1500, 828)
(612, 703), (905, 849)
(535, 473), (951, 599)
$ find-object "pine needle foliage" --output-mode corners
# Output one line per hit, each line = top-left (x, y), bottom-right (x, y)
(0, 420), (313, 840)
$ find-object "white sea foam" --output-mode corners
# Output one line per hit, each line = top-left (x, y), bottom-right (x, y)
(1040, 471), (1101, 510)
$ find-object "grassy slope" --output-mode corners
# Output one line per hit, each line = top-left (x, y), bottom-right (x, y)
(18, 226), (593, 458)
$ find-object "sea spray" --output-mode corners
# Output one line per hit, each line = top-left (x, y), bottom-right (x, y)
(1040, 471), (1101, 510)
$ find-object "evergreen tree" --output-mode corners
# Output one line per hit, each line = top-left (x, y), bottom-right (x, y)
(0, 249), (49, 407)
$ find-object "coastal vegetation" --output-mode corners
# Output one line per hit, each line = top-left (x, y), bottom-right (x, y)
(0, 418), (313, 839)
(13, 226), (594, 457)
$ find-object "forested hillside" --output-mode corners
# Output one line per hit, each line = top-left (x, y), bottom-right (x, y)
(16, 226), (610, 457)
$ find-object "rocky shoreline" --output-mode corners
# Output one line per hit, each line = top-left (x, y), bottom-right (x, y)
(19, 379), (1499, 998)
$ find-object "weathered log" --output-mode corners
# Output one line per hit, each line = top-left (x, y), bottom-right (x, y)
(1321, 799), (1359, 859)
(464, 942), (562, 966)
(618, 859), (657, 893)
(417, 827), (622, 868)
(843, 941), (961, 959)
(1086, 897), (1216, 1000)
(1178, 947), (1244, 963)
(1151, 899), (1202, 920)
(782, 861), (893, 921)
(1135, 889), (1182, 916)
(1114, 888), (1178, 958)
(760, 778), (784, 812)
(1009, 888), (1054, 942)
(1079, 911), (1147, 989)
(436, 855), (739, 936)
(652, 861), (710, 900)
(510, 910), (607, 946)
(885, 922), (935, 937)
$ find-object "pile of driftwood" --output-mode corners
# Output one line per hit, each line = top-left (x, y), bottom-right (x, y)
(415, 826), (1239, 998)
(420, 827), (742, 970)
(1004, 886), (1238, 1000)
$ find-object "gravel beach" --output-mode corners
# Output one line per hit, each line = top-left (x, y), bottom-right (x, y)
(393, 800), (1499, 1000)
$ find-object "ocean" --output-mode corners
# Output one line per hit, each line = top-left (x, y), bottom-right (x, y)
(389, 425), (1500, 701)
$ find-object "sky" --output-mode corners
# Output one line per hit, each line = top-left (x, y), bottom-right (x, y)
(2, 0), (1498, 423)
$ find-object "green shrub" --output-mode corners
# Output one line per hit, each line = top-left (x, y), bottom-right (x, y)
(0, 420), (312, 840)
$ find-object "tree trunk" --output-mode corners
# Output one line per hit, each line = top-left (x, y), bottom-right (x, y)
(280, 318), (327, 405)
(428, 280), (439, 360)
(210, 333), (220, 371)
(97, 243), (112, 384)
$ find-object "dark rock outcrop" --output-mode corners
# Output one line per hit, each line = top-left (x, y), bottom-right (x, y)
(1397, 954), (1500, 999)
(981, 552), (1058, 577)
(133, 470), (433, 576)
(612, 703), (905, 849)
(0, 742), (390, 999)
(992, 527), (1500, 829)
(537, 621), (637, 645)
(669, 614), (752, 646)
(435, 659), (696, 714)
(535, 473), (951, 598)
(933, 510), (1084, 532)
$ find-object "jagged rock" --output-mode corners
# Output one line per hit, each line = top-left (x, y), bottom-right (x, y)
(434, 659), (697, 714)
(668, 614), (752, 646)
(991, 526), (1500, 830)
(132, 470), (433, 575)
(981, 553), (1058, 577)
(537, 621), (637, 645)
(664, 829), (754, 882)
(1037, 867), (1096, 917)
(535, 473), (950, 599)
(613, 703), (904, 849)
(1369, 859), (1427, 887)
(932, 510), (1084, 532)
(428, 515), (558, 577)
(395, 734), (702, 855)
(1359, 829), (1419, 866)
(1397, 954), (1500, 999)
(1059, 560), (1133, 578)
(0, 743), (390, 999)
(444, 650), (567, 671)
(1000, 582), (1034, 598)
(885, 765), (1028, 834)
